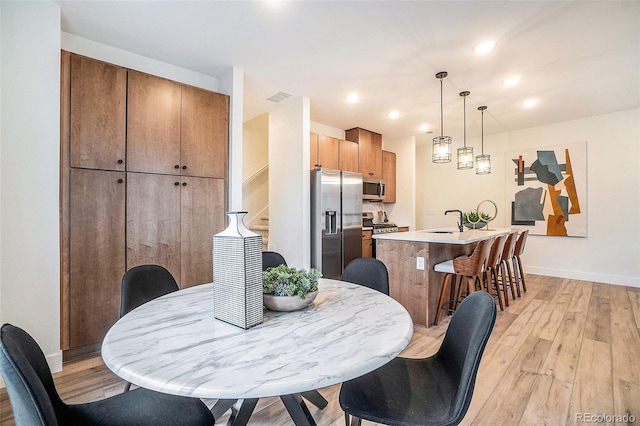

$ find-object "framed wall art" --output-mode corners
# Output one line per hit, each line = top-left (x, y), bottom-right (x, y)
(507, 141), (587, 237)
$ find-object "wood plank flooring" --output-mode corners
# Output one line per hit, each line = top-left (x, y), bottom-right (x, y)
(2, 274), (639, 425)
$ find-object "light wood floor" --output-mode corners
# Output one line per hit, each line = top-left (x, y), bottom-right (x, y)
(2, 274), (640, 425)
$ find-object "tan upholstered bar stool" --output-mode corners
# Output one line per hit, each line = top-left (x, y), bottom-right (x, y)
(513, 230), (529, 295)
(433, 237), (494, 325)
(498, 231), (519, 302)
(483, 234), (507, 310)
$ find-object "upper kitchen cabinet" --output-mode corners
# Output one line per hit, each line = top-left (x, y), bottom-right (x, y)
(382, 150), (396, 203)
(310, 132), (339, 170)
(345, 127), (383, 178)
(127, 71), (181, 175)
(339, 139), (359, 173)
(181, 85), (229, 178)
(69, 54), (126, 171)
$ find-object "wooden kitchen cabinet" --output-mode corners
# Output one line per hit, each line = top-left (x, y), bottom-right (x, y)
(345, 127), (383, 178)
(68, 168), (125, 349)
(310, 132), (339, 170)
(362, 229), (373, 258)
(382, 150), (396, 203)
(127, 71), (181, 175)
(69, 54), (126, 171)
(61, 52), (229, 356)
(339, 139), (359, 173)
(181, 85), (229, 178)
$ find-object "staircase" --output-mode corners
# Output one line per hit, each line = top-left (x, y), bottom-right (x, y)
(250, 216), (269, 251)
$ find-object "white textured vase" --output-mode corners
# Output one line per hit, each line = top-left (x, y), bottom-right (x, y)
(213, 211), (263, 329)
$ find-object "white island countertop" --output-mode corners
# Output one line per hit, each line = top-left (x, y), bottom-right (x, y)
(373, 227), (512, 244)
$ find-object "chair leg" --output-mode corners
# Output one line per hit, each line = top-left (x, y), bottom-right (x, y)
(493, 267), (506, 309)
(505, 258), (519, 298)
(498, 262), (512, 305)
(516, 255), (527, 292)
(434, 273), (453, 326)
(124, 381), (131, 392)
(490, 267), (505, 311)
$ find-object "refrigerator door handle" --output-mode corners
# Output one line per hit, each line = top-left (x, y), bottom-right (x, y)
(325, 210), (337, 235)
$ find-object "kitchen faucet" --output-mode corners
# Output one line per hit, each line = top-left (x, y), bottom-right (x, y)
(445, 209), (464, 232)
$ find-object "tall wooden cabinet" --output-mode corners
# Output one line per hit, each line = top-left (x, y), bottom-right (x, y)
(345, 127), (383, 178)
(61, 52), (229, 355)
(310, 132), (339, 169)
(382, 150), (396, 203)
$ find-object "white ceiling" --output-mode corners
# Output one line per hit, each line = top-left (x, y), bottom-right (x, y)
(56, 0), (640, 142)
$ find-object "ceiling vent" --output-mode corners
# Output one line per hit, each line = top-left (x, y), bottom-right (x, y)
(266, 91), (293, 103)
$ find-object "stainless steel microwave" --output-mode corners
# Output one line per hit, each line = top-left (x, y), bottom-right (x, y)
(362, 178), (386, 201)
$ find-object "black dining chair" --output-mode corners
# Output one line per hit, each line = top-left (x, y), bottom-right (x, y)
(339, 291), (497, 426)
(341, 257), (390, 295)
(121, 264), (180, 317)
(262, 251), (287, 270)
(120, 264), (179, 392)
(0, 323), (215, 426)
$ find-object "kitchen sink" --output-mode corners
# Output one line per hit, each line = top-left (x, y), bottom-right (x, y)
(423, 230), (455, 234)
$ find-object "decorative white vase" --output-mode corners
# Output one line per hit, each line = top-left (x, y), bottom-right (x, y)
(213, 211), (263, 329)
(263, 291), (318, 312)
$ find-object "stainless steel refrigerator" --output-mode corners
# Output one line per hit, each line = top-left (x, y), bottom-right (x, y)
(311, 168), (363, 279)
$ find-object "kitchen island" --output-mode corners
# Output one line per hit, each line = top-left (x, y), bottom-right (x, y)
(374, 228), (511, 327)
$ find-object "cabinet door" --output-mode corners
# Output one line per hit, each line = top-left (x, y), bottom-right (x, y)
(68, 168), (125, 348)
(127, 71), (181, 174)
(382, 150), (396, 203)
(362, 230), (373, 258)
(70, 54), (126, 170)
(180, 176), (226, 287)
(126, 172), (181, 284)
(317, 135), (339, 170)
(181, 86), (229, 178)
(310, 132), (318, 169)
(347, 128), (383, 178)
(339, 139), (359, 173)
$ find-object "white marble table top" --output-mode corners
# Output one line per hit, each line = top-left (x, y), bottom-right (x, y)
(102, 279), (413, 399)
(373, 227), (513, 244)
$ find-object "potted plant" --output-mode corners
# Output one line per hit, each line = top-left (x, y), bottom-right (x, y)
(462, 210), (490, 229)
(262, 265), (322, 311)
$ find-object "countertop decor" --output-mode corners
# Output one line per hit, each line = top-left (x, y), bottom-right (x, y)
(262, 264), (322, 311)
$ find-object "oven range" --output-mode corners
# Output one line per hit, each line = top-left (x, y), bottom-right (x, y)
(372, 223), (398, 234)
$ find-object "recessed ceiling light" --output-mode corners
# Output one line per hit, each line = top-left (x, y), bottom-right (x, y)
(503, 76), (521, 86)
(474, 41), (495, 55)
(346, 92), (359, 103)
(388, 110), (400, 119)
(419, 123), (430, 132)
(523, 98), (539, 108)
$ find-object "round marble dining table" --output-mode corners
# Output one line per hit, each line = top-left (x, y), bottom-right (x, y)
(102, 278), (413, 402)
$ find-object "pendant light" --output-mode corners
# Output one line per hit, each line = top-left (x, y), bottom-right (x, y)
(476, 106), (491, 175)
(432, 71), (452, 163)
(457, 91), (474, 169)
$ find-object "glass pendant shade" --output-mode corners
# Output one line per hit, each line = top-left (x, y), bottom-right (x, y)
(457, 146), (474, 169)
(432, 71), (451, 163)
(432, 135), (452, 163)
(476, 154), (491, 174)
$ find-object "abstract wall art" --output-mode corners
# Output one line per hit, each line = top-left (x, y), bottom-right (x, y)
(507, 141), (587, 237)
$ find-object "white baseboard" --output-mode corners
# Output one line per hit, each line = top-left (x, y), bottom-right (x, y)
(526, 266), (640, 288)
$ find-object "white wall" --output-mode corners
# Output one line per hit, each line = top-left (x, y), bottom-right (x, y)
(1, 1), (63, 373)
(243, 114), (269, 225)
(269, 97), (311, 269)
(415, 108), (640, 287)
(219, 67), (244, 211)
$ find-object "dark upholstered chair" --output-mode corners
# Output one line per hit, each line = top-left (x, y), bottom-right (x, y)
(339, 291), (497, 426)
(261, 251), (287, 270)
(0, 323), (214, 426)
(121, 264), (179, 317)
(120, 264), (179, 391)
(340, 257), (390, 295)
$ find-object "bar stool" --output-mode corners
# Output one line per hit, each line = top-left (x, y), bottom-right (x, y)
(433, 237), (494, 325)
(483, 234), (507, 310)
(498, 231), (519, 302)
(513, 230), (529, 295)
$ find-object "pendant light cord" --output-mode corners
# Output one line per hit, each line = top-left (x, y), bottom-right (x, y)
(481, 108), (484, 155)
(440, 77), (444, 137)
(463, 95), (467, 148)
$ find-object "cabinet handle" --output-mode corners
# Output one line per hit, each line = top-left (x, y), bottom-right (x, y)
(175, 182), (180, 186)
(175, 165), (180, 169)
(117, 159), (124, 164)
(117, 179), (124, 184)
(182, 165), (187, 170)
(182, 182), (187, 186)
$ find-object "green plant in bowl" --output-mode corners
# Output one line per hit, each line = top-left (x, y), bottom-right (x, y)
(262, 264), (321, 299)
(462, 211), (490, 229)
